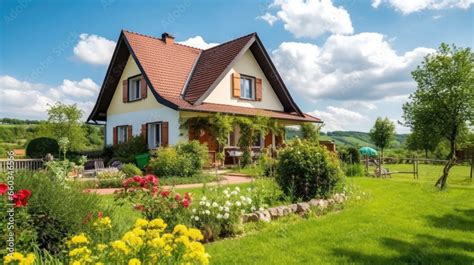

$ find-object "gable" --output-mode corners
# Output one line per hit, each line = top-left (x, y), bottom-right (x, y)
(107, 56), (165, 116)
(203, 50), (284, 111)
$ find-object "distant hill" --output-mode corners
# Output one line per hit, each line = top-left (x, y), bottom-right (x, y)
(286, 128), (408, 149)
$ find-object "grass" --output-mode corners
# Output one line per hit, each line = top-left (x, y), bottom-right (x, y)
(205, 164), (473, 264)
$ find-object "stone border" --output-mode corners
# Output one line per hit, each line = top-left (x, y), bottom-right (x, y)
(242, 193), (347, 223)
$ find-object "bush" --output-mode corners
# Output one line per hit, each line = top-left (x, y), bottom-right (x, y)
(11, 171), (108, 254)
(276, 140), (342, 201)
(26, 137), (59, 158)
(344, 163), (365, 177)
(121, 163), (143, 177)
(111, 136), (148, 163)
(150, 141), (208, 177)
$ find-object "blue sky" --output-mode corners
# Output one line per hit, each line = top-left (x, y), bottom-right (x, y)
(1, 0), (473, 133)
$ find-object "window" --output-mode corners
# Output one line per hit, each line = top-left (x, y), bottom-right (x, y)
(117, 126), (128, 144)
(240, 75), (255, 99)
(253, 132), (262, 147)
(128, 76), (141, 101)
(148, 123), (162, 149)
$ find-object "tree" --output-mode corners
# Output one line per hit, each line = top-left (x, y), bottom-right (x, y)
(300, 123), (320, 143)
(403, 44), (473, 189)
(369, 117), (395, 162)
(39, 102), (87, 151)
(406, 128), (441, 159)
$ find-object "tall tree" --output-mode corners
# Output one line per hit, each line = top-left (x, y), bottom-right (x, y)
(39, 102), (87, 151)
(403, 44), (473, 189)
(369, 117), (395, 162)
(406, 127), (441, 159)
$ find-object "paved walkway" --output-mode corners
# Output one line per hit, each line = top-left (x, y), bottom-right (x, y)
(84, 175), (253, 195)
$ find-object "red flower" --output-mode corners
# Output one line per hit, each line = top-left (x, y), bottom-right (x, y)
(123, 178), (134, 188)
(182, 198), (190, 208)
(145, 175), (158, 185)
(151, 186), (159, 195)
(139, 179), (147, 188)
(97, 211), (103, 218)
(134, 204), (145, 211)
(83, 212), (93, 224)
(12, 189), (31, 207)
(0, 183), (8, 195)
(133, 175), (142, 182)
(175, 193), (181, 201)
(15, 199), (28, 207)
(17, 189), (31, 200)
(160, 190), (170, 198)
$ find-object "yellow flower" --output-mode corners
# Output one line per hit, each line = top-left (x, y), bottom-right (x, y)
(69, 246), (91, 257)
(67, 233), (89, 246)
(132, 227), (146, 237)
(122, 231), (144, 248)
(93, 216), (112, 230)
(96, 243), (108, 251)
(173, 224), (188, 235)
(148, 237), (166, 249)
(146, 229), (162, 239)
(95, 263), (105, 265)
(175, 235), (190, 246)
(134, 218), (149, 228)
(111, 240), (130, 255)
(148, 218), (167, 231)
(186, 228), (204, 241)
(3, 252), (35, 265)
(128, 258), (141, 265)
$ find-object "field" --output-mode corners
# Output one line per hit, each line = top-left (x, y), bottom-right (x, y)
(104, 164), (473, 264)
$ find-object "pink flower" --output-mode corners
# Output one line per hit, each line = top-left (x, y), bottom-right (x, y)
(133, 175), (142, 182)
(151, 186), (159, 195)
(160, 190), (170, 198)
(175, 193), (181, 201)
(145, 175), (158, 185)
(0, 183), (8, 195)
(182, 198), (190, 208)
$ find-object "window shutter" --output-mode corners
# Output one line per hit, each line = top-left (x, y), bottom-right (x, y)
(122, 80), (128, 103)
(256, 78), (262, 101)
(140, 76), (147, 99)
(161, 122), (169, 147)
(264, 132), (272, 147)
(113, 127), (118, 145)
(127, 125), (133, 141)
(229, 131), (235, 146)
(141, 123), (148, 144)
(232, 73), (240, 98)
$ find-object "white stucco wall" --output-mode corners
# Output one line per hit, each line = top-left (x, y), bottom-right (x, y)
(203, 50), (284, 111)
(106, 108), (181, 146)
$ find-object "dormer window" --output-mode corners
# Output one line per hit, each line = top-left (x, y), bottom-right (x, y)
(240, 75), (255, 100)
(128, 75), (142, 101)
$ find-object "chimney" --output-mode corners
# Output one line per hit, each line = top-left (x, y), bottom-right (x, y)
(162, 32), (174, 44)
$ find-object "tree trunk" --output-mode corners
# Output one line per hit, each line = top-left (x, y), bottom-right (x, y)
(435, 140), (456, 189)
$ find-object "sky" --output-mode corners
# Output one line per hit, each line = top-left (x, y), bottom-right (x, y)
(0, 0), (473, 133)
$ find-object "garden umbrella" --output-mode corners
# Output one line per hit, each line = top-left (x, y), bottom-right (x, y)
(359, 147), (378, 157)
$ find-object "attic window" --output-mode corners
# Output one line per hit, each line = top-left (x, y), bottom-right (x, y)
(128, 75), (142, 101)
(240, 75), (255, 100)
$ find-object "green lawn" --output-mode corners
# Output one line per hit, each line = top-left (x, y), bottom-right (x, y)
(206, 165), (473, 264)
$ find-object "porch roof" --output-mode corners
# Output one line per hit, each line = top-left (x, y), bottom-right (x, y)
(178, 102), (321, 123)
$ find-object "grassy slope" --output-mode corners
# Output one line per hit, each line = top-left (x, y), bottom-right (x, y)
(206, 165), (473, 265)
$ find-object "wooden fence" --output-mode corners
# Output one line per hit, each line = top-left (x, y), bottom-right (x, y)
(0, 159), (44, 172)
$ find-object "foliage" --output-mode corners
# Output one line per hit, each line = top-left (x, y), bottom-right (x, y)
(340, 147), (361, 164)
(276, 140), (343, 201)
(97, 168), (126, 180)
(235, 116), (269, 167)
(115, 175), (191, 229)
(300, 123), (320, 143)
(65, 216), (209, 264)
(150, 141), (208, 178)
(38, 102), (88, 151)
(403, 43), (473, 189)
(111, 136), (148, 163)
(209, 113), (234, 163)
(25, 137), (59, 158)
(11, 171), (106, 254)
(121, 163), (143, 178)
(344, 163), (365, 177)
(406, 129), (441, 158)
(369, 117), (396, 158)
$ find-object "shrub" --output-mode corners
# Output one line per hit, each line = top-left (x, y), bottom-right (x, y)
(121, 163), (143, 177)
(112, 136), (148, 163)
(150, 141), (208, 177)
(344, 163), (365, 177)
(346, 147), (361, 164)
(276, 140), (342, 201)
(96, 168), (126, 180)
(11, 171), (107, 254)
(26, 137), (59, 158)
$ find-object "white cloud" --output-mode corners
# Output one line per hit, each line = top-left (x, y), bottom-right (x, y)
(341, 101), (377, 111)
(271, 32), (435, 101)
(177, 36), (219, 49)
(309, 106), (368, 131)
(73, 33), (116, 65)
(372, 0), (474, 14)
(259, 0), (353, 38)
(257, 12), (279, 25)
(0, 75), (99, 120)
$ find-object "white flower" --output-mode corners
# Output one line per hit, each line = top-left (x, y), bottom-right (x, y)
(202, 196), (207, 201)
(212, 202), (219, 208)
(224, 207), (229, 212)
(225, 201), (232, 207)
(219, 206), (223, 211)
(191, 215), (194, 219)
(206, 202), (211, 207)
(246, 197), (252, 204)
(231, 191), (238, 195)
(247, 188), (252, 192)
(240, 196), (245, 201)
(226, 194), (231, 198)
(236, 201), (242, 207)
(205, 210), (210, 215)
(192, 209), (197, 213)
(194, 216), (200, 221)
(251, 206), (256, 211)
(223, 213), (229, 219)
(199, 201), (205, 206)
(217, 214), (223, 219)
(259, 207), (264, 211)
(235, 187), (240, 192)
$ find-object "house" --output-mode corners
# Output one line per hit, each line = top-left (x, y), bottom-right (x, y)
(87, 30), (321, 164)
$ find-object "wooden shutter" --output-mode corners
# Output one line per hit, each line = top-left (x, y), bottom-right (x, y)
(127, 125), (133, 141)
(232, 73), (241, 98)
(161, 122), (169, 147)
(140, 76), (147, 99)
(229, 131), (235, 146)
(141, 123), (148, 144)
(264, 132), (272, 147)
(256, 78), (262, 101)
(113, 127), (118, 145)
(122, 80), (128, 103)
